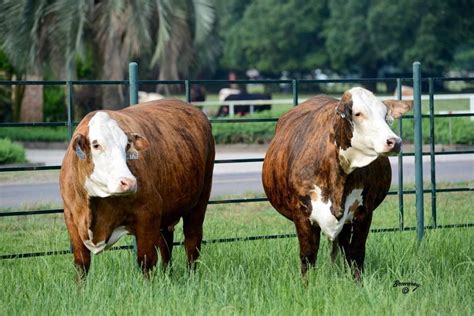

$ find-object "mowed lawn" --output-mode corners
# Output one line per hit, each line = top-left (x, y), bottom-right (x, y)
(0, 185), (473, 315)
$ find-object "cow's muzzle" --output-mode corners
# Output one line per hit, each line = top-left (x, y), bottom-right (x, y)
(115, 177), (137, 194)
(384, 137), (402, 155)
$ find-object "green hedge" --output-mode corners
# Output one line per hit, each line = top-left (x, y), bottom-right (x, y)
(212, 111), (276, 144)
(0, 113), (472, 145)
(0, 138), (27, 164)
(395, 117), (474, 145)
(0, 127), (68, 142)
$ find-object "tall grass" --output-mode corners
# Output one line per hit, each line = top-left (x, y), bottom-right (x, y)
(0, 187), (472, 315)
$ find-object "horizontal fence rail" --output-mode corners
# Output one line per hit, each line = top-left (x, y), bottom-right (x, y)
(2, 224), (473, 261)
(0, 64), (473, 260)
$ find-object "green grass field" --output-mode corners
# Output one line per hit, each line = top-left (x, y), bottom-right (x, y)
(0, 183), (473, 315)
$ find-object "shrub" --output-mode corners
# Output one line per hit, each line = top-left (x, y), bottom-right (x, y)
(43, 86), (67, 122)
(0, 138), (27, 164)
(0, 127), (68, 142)
(212, 110), (277, 144)
(394, 116), (474, 145)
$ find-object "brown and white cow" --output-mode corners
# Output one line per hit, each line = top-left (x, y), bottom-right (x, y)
(60, 99), (215, 276)
(262, 87), (412, 279)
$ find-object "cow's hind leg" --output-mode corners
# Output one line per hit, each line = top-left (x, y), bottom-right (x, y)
(64, 209), (91, 279)
(157, 227), (174, 270)
(182, 201), (207, 271)
(183, 148), (213, 271)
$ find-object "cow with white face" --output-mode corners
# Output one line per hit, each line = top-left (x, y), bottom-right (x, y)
(262, 87), (411, 280)
(79, 112), (147, 197)
(60, 100), (215, 277)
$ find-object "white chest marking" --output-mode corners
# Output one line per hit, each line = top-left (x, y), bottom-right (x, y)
(83, 226), (129, 254)
(309, 186), (363, 241)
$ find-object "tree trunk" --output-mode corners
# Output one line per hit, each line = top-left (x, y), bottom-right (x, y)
(156, 20), (191, 95)
(100, 32), (127, 110)
(20, 73), (43, 122)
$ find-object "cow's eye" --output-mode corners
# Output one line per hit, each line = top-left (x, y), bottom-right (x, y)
(354, 112), (362, 117)
(92, 142), (102, 151)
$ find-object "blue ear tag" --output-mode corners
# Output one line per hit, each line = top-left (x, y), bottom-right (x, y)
(126, 150), (139, 160)
(75, 146), (86, 160)
(386, 113), (394, 125)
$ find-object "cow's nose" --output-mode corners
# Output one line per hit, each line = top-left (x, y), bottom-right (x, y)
(386, 137), (401, 153)
(119, 177), (137, 193)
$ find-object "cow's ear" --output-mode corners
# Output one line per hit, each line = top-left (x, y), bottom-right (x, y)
(383, 100), (413, 118)
(336, 90), (353, 119)
(72, 134), (89, 160)
(127, 133), (150, 152)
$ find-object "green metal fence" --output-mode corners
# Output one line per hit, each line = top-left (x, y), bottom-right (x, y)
(0, 62), (473, 260)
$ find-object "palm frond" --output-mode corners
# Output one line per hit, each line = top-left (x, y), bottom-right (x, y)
(191, 0), (216, 45)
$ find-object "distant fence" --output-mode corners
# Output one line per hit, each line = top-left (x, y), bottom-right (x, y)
(0, 62), (473, 260)
(194, 93), (474, 118)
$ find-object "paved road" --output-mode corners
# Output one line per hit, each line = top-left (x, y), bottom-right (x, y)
(0, 150), (473, 209)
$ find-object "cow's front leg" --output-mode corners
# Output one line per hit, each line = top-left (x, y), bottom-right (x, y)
(135, 214), (161, 276)
(64, 209), (91, 279)
(294, 214), (321, 276)
(341, 210), (373, 281)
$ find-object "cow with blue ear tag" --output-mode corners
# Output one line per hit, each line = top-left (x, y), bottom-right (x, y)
(262, 87), (412, 280)
(60, 99), (215, 278)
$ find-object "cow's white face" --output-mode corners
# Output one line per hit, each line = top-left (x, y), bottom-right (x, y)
(350, 87), (400, 155)
(339, 87), (412, 172)
(74, 112), (149, 197)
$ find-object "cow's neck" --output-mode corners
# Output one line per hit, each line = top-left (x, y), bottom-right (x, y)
(333, 112), (378, 174)
(338, 147), (378, 174)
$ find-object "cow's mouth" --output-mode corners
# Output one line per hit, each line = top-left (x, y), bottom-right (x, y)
(111, 189), (137, 197)
(380, 150), (399, 157)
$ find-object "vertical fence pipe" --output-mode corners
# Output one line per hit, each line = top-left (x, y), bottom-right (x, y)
(66, 81), (74, 141)
(292, 80), (299, 106)
(185, 80), (191, 103)
(413, 62), (424, 241)
(66, 81), (74, 255)
(396, 78), (404, 231)
(429, 78), (437, 228)
(128, 62), (138, 254)
(129, 62), (139, 106)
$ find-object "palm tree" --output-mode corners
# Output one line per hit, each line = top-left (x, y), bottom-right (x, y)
(0, 0), (217, 112)
(151, 0), (217, 93)
(0, 1), (52, 121)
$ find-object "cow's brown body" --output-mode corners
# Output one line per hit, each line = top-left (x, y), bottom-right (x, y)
(60, 99), (215, 275)
(262, 95), (391, 278)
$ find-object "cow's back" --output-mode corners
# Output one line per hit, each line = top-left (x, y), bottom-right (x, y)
(114, 100), (214, 216)
(263, 96), (338, 219)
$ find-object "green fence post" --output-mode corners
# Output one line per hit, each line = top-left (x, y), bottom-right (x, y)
(66, 81), (74, 141)
(129, 62), (139, 106)
(413, 62), (424, 241)
(185, 80), (192, 103)
(292, 79), (299, 106)
(396, 78), (404, 231)
(128, 62), (138, 254)
(429, 78), (437, 228)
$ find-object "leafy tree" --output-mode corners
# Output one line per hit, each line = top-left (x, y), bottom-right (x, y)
(0, 0), (217, 111)
(325, 0), (474, 82)
(220, 0), (328, 75)
(324, 0), (378, 80)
